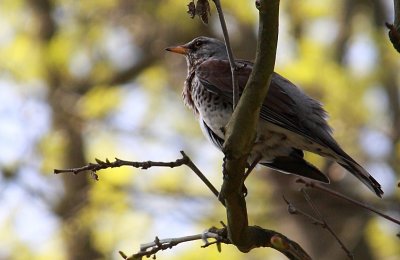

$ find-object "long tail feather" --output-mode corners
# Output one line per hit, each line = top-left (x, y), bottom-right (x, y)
(338, 161), (383, 197)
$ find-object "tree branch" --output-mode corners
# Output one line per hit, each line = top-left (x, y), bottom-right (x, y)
(119, 228), (229, 260)
(119, 225), (310, 260)
(211, 2), (311, 258)
(220, 0), (280, 252)
(284, 191), (354, 260)
(54, 151), (221, 203)
(296, 179), (400, 226)
(212, 0), (239, 108)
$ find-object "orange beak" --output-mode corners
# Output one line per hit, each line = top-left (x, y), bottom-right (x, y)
(165, 45), (189, 55)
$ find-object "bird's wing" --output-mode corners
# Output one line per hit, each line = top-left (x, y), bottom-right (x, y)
(200, 119), (224, 149)
(196, 58), (330, 147)
(201, 119), (329, 183)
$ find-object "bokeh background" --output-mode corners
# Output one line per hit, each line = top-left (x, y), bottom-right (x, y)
(0, 0), (399, 259)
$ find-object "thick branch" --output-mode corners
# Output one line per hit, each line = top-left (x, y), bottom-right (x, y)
(223, 0), (279, 160)
(221, 0), (280, 253)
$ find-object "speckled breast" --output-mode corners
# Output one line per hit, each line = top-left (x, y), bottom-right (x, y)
(191, 76), (232, 139)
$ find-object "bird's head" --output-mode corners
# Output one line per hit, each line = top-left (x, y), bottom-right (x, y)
(166, 36), (227, 67)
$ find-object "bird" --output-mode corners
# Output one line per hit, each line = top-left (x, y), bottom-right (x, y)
(165, 36), (383, 197)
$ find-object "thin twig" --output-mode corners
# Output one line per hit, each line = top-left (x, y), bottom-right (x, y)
(301, 189), (354, 260)
(184, 153), (222, 203)
(119, 228), (229, 259)
(283, 195), (326, 226)
(297, 179), (400, 225)
(54, 156), (185, 174)
(212, 0), (239, 109)
(283, 194), (354, 260)
(54, 151), (222, 205)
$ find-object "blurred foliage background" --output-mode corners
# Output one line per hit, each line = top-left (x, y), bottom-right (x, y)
(0, 0), (399, 259)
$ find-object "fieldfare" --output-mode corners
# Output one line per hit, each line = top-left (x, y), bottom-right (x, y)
(166, 36), (383, 197)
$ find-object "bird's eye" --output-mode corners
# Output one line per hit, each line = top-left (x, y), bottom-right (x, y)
(194, 40), (203, 48)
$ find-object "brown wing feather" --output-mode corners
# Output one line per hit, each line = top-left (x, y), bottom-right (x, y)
(196, 59), (250, 92)
(196, 59), (302, 137)
(196, 59), (296, 114)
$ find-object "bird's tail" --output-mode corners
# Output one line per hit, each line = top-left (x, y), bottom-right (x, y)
(337, 160), (383, 197)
